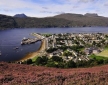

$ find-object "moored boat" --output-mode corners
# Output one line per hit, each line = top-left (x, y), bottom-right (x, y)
(0, 51), (1, 56)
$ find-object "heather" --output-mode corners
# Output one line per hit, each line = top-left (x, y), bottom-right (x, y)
(0, 62), (108, 85)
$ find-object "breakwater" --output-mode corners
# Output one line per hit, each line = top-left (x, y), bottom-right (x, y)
(21, 38), (41, 45)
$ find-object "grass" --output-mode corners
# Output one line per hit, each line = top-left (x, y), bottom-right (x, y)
(90, 54), (108, 60)
(32, 56), (38, 62)
(96, 48), (108, 58)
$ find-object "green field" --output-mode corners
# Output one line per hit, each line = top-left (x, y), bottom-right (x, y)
(90, 54), (108, 60)
(97, 48), (108, 58)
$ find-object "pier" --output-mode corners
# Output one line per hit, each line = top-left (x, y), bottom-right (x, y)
(21, 33), (44, 45)
(19, 33), (47, 62)
(30, 33), (45, 39)
(21, 37), (41, 45)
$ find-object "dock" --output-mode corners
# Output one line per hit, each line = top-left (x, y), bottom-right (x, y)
(21, 37), (41, 45)
(30, 33), (45, 39)
(18, 33), (47, 62)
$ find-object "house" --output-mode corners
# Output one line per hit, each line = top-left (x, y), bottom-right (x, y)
(85, 47), (101, 55)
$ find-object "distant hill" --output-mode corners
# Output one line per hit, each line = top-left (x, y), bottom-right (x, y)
(14, 13), (27, 18)
(0, 13), (108, 29)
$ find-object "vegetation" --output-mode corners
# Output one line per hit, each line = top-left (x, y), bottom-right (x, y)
(90, 54), (108, 60)
(0, 14), (18, 29)
(97, 48), (108, 57)
(1, 62), (108, 85)
(14, 17), (72, 28)
(30, 55), (108, 68)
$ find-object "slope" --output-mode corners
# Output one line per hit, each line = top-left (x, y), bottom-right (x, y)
(0, 62), (108, 85)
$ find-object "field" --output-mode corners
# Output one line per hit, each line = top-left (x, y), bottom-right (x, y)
(0, 62), (108, 85)
(97, 48), (108, 58)
(90, 54), (108, 60)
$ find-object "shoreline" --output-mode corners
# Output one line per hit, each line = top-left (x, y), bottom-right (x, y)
(18, 39), (46, 62)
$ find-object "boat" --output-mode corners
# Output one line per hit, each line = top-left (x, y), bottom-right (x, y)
(0, 51), (1, 56)
(16, 47), (19, 49)
(13, 47), (19, 50)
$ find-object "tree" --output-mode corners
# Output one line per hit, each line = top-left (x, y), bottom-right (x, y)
(35, 57), (43, 65)
(51, 56), (63, 62)
(97, 59), (104, 64)
(26, 59), (32, 64)
(66, 60), (76, 68)
(92, 41), (96, 46)
(35, 56), (48, 65)
(46, 59), (57, 67)
(76, 60), (87, 67)
(41, 56), (48, 65)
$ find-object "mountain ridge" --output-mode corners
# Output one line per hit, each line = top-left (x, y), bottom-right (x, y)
(0, 13), (108, 29)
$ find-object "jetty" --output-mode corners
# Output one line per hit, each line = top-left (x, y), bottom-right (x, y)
(18, 33), (47, 62)
(21, 37), (41, 45)
(30, 33), (45, 39)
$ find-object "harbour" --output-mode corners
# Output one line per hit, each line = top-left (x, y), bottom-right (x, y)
(1, 27), (108, 61)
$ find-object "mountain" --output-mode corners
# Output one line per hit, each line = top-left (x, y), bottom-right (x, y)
(0, 13), (108, 29)
(0, 62), (108, 84)
(14, 17), (72, 28)
(14, 13), (27, 18)
(54, 13), (108, 27)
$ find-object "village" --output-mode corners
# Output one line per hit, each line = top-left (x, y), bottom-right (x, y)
(41, 33), (108, 62)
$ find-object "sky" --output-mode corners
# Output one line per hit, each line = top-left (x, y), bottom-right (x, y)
(0, 0), (108, 17)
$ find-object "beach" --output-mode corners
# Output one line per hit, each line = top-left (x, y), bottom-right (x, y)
(19, 39), (46, 61)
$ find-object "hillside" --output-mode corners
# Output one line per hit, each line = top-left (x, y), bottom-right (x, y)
(0, 62), (108, 85)
(14, 17), (71, 28)
(54, 13), (108, 27)
(0, 13), (108, 29)
(0, 14), (18, 29)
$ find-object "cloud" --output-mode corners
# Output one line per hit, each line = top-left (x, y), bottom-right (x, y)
(79, 0), (95, 3)
(42, 7), (48, 9)
(0, 0), (108, 17)
(3, 9), (12, 12)
(104, 3), (108, 6)
(40, 11), (52, 13)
